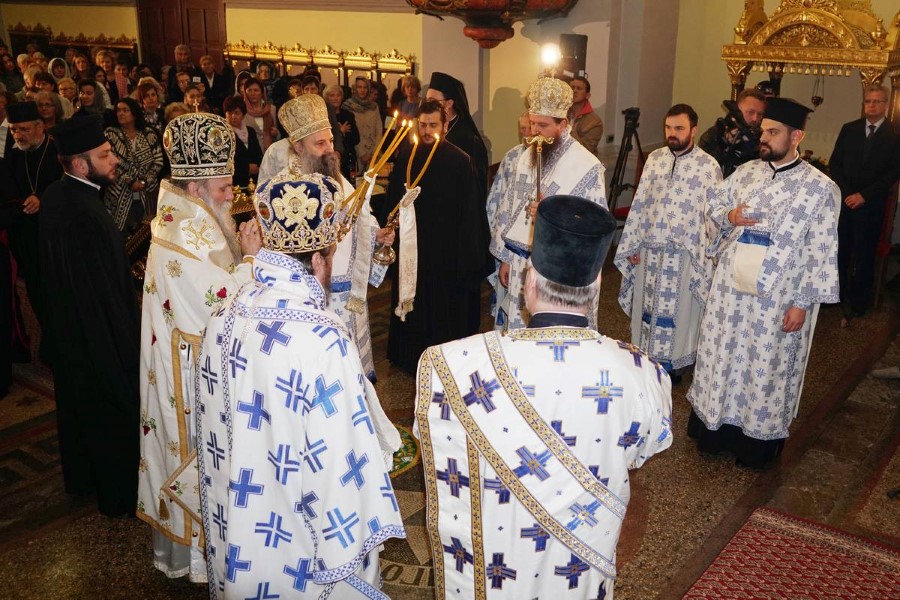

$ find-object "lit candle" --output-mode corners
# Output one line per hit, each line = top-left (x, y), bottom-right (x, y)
(410, 133), (439, 189)
(369, 110), (399, 170)
(406, 134), (419, 186)
(370, 120), (412, 176)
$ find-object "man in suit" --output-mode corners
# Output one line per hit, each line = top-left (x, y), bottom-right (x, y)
(830, 84), (900, 320)
(198, 55), (231, 115)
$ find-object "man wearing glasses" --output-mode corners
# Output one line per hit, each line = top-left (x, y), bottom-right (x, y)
(829, 84), (900, 322)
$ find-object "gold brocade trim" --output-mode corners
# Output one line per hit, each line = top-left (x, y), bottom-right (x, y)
(507, 327), (601, 342)
(429, 345), (619, 580)
(162, 449), (206, 549)
(151, 236), (201, 262)
(485, 331), (627, 519)
(467, 438), (486, 600)
(415, 351), (446, 598)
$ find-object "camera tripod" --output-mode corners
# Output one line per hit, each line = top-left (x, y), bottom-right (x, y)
(608, 107), (645, 214)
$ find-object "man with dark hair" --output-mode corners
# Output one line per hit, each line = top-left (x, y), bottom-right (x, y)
(491, 76), (607, 331)
(829, 84), (900, 322)
(615, 103), (721, 383)
(698, 88), (766, 177)
(39, 115), (141, 517)
(166, 44), (197, 104)
(416, 194), (672, 599)
(688, 98), (840, 469)
(198, 55), (230, 115)
(426, 71), (488, 199)
(568, 75), (603, 156)
(385, 99), (492, 373)
(138, 113), (263, 582)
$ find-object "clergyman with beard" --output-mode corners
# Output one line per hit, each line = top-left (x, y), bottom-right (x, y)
(264, 94), (394, 380)
(687, 98), (840, 470)
(490, 76), (608, 331)
(614, 104), (721, 384)
(137, 112), (263, 582)
(39, 114), (142, 517)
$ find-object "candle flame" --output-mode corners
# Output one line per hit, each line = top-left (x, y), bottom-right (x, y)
(393, 110), (398, 118)
(434, 134), (440, 141)
(413, 134), (418, 144)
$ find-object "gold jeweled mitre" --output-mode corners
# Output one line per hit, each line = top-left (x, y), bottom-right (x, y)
(254, 171), (345, 253)
(527, 77), (573, 119)
(163, 113), (235, 180)
(277, 95), (331, 143)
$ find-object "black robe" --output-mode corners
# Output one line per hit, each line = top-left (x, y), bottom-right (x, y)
(445, 114), (489, 202)
(233, 126), (263, 188)
(386, 140), (492, 373)
(39, 175), (141, 517)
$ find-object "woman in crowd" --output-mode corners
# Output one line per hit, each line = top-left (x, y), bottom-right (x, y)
(136, 79), (165, 130)
(56, 77), (77, 107)
(91, 66), (113, 108)
(74, 79), (106, 117)
(0, 54), (24, 93)
(324, 84), (359, 180)
(241, 77), (277, 151)
(223, 95), (263, 188)
(397, 75), (421, 120)
(72, 53), (92, 81)
(183, 83), (209, 113)
(103, 97), (164, 231)
(35, 90), (65, 128)
(164, 101), (190, 124)
(48, 57), (71, 83)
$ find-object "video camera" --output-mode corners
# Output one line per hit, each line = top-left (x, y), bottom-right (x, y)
(715, 99), (761, 176)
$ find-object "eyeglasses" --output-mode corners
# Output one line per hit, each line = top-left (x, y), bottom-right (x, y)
(864, 99), (887, 104)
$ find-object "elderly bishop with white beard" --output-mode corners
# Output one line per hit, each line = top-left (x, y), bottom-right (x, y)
(137, 112), (264, 582)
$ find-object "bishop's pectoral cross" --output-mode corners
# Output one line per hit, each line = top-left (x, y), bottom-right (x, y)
(524, 134), (554, 224)
(182, 220), (215, 250)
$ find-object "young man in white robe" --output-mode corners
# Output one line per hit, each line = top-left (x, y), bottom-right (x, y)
(415, 194), (672, 599)
(197, 171), (405, 598)
(490, 77), (607, 331)
(271, 94), (394, 381)
(615, 104), (722, 383)
(137, 113), (264, 582)
(687, 97), (840, 469)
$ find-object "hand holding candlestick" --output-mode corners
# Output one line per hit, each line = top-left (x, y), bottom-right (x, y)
(524, 133), (554, 223)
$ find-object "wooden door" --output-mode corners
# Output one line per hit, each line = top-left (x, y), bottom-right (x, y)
(136, 0), (226, 73)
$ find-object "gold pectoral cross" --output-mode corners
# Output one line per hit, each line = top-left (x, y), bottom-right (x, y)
(524, 134), (554, 224)
(182, 220), (215, 251)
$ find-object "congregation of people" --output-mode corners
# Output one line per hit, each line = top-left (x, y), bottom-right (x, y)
(0, 36), (898, 599)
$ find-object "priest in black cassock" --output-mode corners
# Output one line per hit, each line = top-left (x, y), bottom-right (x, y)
(425, 72), (489, 201)
(386, 99), (492, 374)
(39, 115), (141, 517)
(5, 101), (63, 336)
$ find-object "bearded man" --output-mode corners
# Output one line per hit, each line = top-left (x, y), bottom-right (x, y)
(137, 113), (264, 581)
(490, 77), (607, 331)
(39, 115), (141, 517)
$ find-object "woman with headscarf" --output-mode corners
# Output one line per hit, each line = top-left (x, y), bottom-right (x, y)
(48, 57), (71, 83)
(103, 97), (164, 230)
(240, 77), (277, 151)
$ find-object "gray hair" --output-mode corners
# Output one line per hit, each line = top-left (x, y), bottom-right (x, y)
(528, 261), (599, 310)
(864, 84), (888, 98)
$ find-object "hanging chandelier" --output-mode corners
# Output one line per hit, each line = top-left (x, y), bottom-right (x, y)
(406, 0), (580, 48)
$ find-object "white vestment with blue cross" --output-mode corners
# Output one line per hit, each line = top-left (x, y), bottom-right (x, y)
(196, 249), (405, 598)
(615, 145), (722, 371)
(687, 158), (840, 440)
(414, 327), (673, 599)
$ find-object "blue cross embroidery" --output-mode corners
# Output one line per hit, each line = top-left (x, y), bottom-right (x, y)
(588, 465), (610, 486)
(513, 446), (552, 480)
(443, 537), (474, 573)
(484, 478), (510, 503)
(313, 325), (349, 356)
(206, 432), (225, 470)
(551, 420), (577, 446)
(212, 502), (227, 540)
(618, 421), (644, 449)
(283, 558), (315, 592)
(228, 339), (247, 377)
(303, 435), (327, 472)
(295, 491), (319, 519)
(237, 391), (270, 430)
(200, 356), (218, 393)
(339, 450), (369, 490)
(256, 320), (291, 354)
(224, 543), (251, 583)
(276, 369), (310, 413)
(380, 473), (398, 512)
(567, 500), (601, 530)
(436, 458), (470, 497)
(352, 395), (374, 434)
(254, 511), (293, 548)
(617, 341), (643, 367)
(229, 468), (264, 508)
(521, 523), (550, 551)
(431, 391), (451, 421)
(463, 371), (500, 413)
(582, 371), (624, 414)
(304, 375), (342, 417)
(754, 405), (771, 423)
(592, 582), (608, 600)
(246, 582), (279, 600)
(554, 554), (590, 589)
(267, 444), (300, 484)
(536, 340), (580, 362)
(322, 507), (360, 548)
(486, 553), (517, 589)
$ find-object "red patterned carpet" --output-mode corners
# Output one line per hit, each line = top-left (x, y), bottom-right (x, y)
(684, 507), (900, 599)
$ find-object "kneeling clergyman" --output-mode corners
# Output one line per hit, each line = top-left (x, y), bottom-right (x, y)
(415, 195), (673, 598)
(196, 171), (405, 598)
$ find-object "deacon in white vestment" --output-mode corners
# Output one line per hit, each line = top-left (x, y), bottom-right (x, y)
(615, 104), (722, 376)
(491, 77), (607, 331)
(687, 98), (840, 469)
(197, 172), (405, 598)
(138, 113), (264, 581)
(273, 95), (395, 381)
(416, 195), (672, 599)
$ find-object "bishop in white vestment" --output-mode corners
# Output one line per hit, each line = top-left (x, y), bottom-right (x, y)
(687, 98), (840, 469)
(138, 113), (263, 581)
(615, 105), (722, 373)
(417, 195), (672, 599)
(197, 172), (404, 598)
(490, 77), (607, 331)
